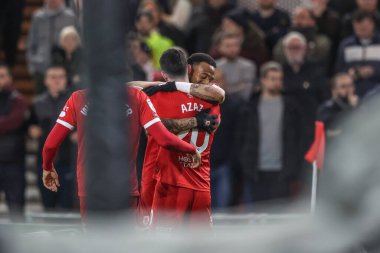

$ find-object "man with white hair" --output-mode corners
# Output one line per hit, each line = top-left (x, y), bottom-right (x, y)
(281, 31), (328, 154)
(52, 26), (82, 88)
(273, 6), (331, 70)
(27, 0), (79, 93)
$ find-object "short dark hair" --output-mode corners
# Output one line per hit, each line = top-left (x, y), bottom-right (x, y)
(45, 65), (66, 74)
(187, 53), (216, 68)
(260, 61), (283, 78)
(353, 10), (375, 23)
(135, 11), (154, 23)
(160, 48), (188, 77)
(331, 72), (352, 90)
(0, 63), (11, 76)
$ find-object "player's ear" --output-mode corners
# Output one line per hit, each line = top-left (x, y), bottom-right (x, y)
(187, 64), (192, 77)
(161, 71), (169, 81)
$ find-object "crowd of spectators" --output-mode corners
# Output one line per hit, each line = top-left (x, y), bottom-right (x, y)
(1, 0), (380, 216)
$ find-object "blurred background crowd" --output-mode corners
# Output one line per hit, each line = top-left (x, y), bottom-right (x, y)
(0, 0), (379, 219)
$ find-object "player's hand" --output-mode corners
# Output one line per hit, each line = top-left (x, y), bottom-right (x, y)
(190, 151), (202, 169)
(142, 81), (177, 96)
(195, 109), (219, 134)
(42, 167), (60, 192)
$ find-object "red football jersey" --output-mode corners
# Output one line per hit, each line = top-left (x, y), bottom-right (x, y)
(143, 91), (220, 192)
(56, 87), (160, 197)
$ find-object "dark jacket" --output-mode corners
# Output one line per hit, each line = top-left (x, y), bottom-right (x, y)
(250, 8), (290, 52)
(283, 60), (329, 151)
(0, 86), (27, 163)
(335, 34), (380, 97)
(210, 95), (241, 168)
(51, 46), (82, 89)
(236, 93), (304, 181)
(185, 3), (236, 54)
(29, 90), (73, 166)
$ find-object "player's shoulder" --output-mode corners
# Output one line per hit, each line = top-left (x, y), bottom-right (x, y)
(71, 89), (86, 98)
(69, 89), (87, 104)
(127, 86), (147, 100)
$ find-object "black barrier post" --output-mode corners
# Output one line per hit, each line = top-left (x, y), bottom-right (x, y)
(83, 0), (130, 216)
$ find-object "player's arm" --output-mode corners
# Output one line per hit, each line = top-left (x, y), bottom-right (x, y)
(130, 81), (225, 104)
(145, 120), (201, 167)
(42, 94), (77, 192)
(42, 124), (71, 192)
(161, 109), (219, 134)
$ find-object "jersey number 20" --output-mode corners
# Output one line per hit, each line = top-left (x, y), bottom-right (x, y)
(178, 129), (210, 153)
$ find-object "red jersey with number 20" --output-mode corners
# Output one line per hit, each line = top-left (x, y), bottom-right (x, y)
(152, 91), (220, 192)
(56, 87), (160, 197)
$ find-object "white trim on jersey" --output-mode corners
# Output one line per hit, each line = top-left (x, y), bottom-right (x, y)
(57, 119), (75, 130)
(144, 118), (160, 129)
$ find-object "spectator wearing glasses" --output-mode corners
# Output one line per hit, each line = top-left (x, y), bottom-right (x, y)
(281, 32), (328, 152)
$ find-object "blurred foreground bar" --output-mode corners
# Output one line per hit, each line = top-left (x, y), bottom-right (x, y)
(83, 0), (130, 216)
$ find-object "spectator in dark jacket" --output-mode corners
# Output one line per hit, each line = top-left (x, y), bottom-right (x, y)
(250, 0), (291, 53)
(317, 73), (359, 143)
(336, 10), (380, 97)
(210, 71), (241, 208)
(51, 26), (82, 89)
(341, 0), (380, 39)
(185, 0), (236, 54)
(211, 8), (269, 67)
(237, 62), (303, 207)
(28, 65), (76, 211)
(310, 0), (341, 75)
(281, 32), (329, 152)
(0, 64), (28, 220)
(273, 6), (331, 71)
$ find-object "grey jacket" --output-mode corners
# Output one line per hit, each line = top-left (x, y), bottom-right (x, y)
(27, 5), (78, 74)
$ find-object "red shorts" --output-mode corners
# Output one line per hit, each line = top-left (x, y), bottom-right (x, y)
(138, 179), (157, 226)
(150, 181), (212, 231)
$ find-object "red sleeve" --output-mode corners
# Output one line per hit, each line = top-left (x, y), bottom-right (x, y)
(146, 122), (196, 154)
(56, 93), (77, 130)
(42, 123), (72, 171)
(0, 92), (27, 135)
(138, 90), (161, 129)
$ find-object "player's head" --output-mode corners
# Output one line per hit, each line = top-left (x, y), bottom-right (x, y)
(0, 63), (12, 90)
(260, 61), (283, 95)
(187, 53), (216, 84)
(159, 48), (189, 81)
(44, 65), (67, 93)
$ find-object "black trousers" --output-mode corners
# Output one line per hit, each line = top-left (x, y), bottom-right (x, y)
(0, 162), (25, 219)
(243, 171), (290, 204)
